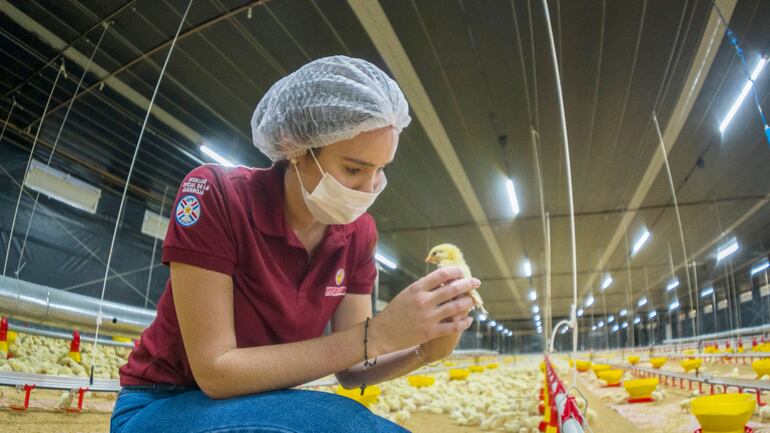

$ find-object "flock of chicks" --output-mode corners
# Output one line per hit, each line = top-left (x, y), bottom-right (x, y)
(0, 332), (130, 380)
(324, 362), (595, 432)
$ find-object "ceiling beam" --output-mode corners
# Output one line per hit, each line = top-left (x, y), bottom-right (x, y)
(580, 0), (737, 298)
(347, 0), (525, 312)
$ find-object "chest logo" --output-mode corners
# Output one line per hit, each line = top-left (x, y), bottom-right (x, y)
(175, 195), (201, 227)
(325, 268), (347, 297)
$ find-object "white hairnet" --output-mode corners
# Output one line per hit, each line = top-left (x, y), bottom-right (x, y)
(251, 55), (411, 161)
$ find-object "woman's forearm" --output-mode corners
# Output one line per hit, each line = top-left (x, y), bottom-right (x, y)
(200, 321), (384, 399)
(334, 346), (422, 389)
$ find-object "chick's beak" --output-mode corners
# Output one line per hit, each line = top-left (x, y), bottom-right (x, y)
(425, 256), (435, 264)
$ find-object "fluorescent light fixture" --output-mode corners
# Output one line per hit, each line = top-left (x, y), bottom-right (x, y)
(669, 300), (680, 311)
(522, 259), (532, 277)
(633, 316), (641, 325)
(601, 275), (613, 290)
(716, 239), (739, 262)
(537, 328), (542, 334)
(535, 320), (542, 327)
(375, 252), (397, 270)
(528, 289), (537, 301)
(200, 144), (235, 167)
(638, 296), (648, 307)
(666, 279), (680, 291)
(611, 324), (619, 333)
(597, 320), (605, 328)
(534, 314), (541, 322)
(532, 305), (539, 314)
(719, 57), (768, 132)
(621, 321), (628, 329)
(24, 160), (102, 214)
(478, 314), (487, 322)
(505, 178), (520, 216)
(648, 310), (657, 319)
(701, 287), (714, 298)
(751, 259), (770, 276)
(592, 325), (597, 331)
(489, 321), (497, 327)
(584, 294), (595, 308)
(619, 309), (628, 317)
(141, 209), (170, 240)
(496, 324), (503, 331)
(608, 315), (615, 323)
(632, 229), (651, 256)
(577, 308), (584, 317)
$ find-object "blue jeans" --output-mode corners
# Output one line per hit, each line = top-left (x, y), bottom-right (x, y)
(111, 385), (410, 433)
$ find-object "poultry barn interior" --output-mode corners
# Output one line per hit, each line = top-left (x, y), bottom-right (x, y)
(2, 0), (770, 432)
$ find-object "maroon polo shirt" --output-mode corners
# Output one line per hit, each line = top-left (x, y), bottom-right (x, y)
(120, 162), (378, 386)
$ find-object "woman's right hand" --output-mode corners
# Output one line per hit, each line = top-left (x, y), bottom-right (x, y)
(368, 266), (480, 356)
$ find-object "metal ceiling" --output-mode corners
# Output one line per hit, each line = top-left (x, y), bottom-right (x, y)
(1, 0), (769, 335)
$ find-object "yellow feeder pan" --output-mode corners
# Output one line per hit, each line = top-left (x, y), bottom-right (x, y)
(443, 361), (456, 367)
(112, 336), (133, 343)
(336, 385), (380, 407)
(568, 359), (574, 367)
(469, 365), (485, 373)
(650, 357), (667, 369)
(576, 360), (591, 372)
(407, 375), (435, 388)
(683, 348), (696, 356)
(449, 368), (470, 380)
(597, 369), (624, 387)
(752, 359), (770, 377)
(503, 357), (514, 363)
(7, 330), (17, 345)
(681, 358), (702, 373)
(627, 355), (640, 365)
(623, 378), (659, 403)
(691, 393), (755, 433)
(486, 363), (498, 369)
(540, 361), (546, 372)
(591, 363), (611, 376)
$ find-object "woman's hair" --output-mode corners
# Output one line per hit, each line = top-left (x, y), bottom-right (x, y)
(251, 56), (411, 162)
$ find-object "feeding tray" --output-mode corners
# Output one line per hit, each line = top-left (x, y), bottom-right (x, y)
(624, 378), (659, 402)
(650, 357), (667, 369)
(407, 375), (435, 388)
(752, 359), (770, 377)
(503, 357), (514, 363)
(628, 355), (640, 365)
(568, 359), (574, 367)
(591, 363), (611, 376)
(682, 358), (703, 373)
(469, 365), (485, 373)
(576, 360), (591, 372)
(683, 349), (696, 356)
(691, 393), (755, 433)
(336, 384), (380, 407)
(449, 368), (471, 380)
(597, 369), (624, 386)
(486, 363), (499, 369)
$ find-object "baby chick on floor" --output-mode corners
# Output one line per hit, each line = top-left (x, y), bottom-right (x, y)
(426, 243), (488, 317)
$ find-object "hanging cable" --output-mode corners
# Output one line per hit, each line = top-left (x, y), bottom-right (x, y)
(540, 0), (579, 383)
(144, 186), (169, 308)
(652, 112), (696, 334)
(90, 0), (194, 385)
(2, 63), (65, 277)
(711, 1), (770, 147)
(14, 23), (112, 279)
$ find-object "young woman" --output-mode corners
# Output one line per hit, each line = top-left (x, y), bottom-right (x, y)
(111, 56), (478, 433)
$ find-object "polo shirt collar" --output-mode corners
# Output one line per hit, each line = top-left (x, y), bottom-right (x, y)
(252, 162), (354, 248)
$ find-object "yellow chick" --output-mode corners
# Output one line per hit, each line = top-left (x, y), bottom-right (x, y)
(426, 243), (488, 317)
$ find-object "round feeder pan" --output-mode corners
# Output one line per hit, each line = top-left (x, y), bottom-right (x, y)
(598, 369), (624, 386)
(650, 357), (667, 369)
(407, 375), (435, 388)
(752, 358), (770, 378)
(336, 384), (380, 407)
(624, 378), (659, 403)
(682, 358), (703, 373)
(691, 393), (755, 433)
(576, 360), (592, 372)
(628, 355), (640, 365)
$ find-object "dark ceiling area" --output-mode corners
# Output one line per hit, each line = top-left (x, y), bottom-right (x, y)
(1, 0), (769, 336)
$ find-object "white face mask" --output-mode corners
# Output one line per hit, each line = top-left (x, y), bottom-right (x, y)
(291, 150), (385, 225)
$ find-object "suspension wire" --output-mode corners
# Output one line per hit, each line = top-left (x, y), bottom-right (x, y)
(711, 0), (770, 147)
(14, 23), (112, 280)
(90, 0), (194, 384)
(2, 63), (65, 277)
(144, 186), (169, 308)
(540, 0), (578, 383)
(0, 99), (18, 143)
(652, 112), (696, 334)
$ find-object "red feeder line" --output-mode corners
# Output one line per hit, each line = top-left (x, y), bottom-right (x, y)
(10, 384), (36, 411)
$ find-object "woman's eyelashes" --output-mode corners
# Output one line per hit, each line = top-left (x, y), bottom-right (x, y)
(345, 167), (361, 175)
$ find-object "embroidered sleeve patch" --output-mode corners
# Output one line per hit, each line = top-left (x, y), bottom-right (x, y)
(175, 195), (201, 227)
